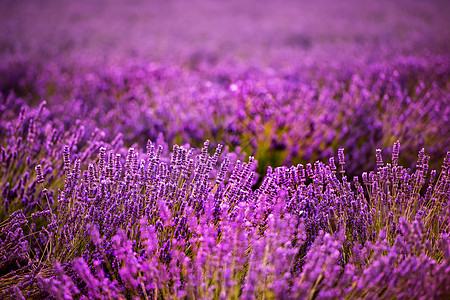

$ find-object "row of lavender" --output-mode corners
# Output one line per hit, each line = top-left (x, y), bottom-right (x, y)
(1, 54), (449, 177)
(0, 93), (449, 298)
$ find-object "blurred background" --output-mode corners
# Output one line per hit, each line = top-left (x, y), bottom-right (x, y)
(1, 0), (449, 179)
(1, 0), (449, 65)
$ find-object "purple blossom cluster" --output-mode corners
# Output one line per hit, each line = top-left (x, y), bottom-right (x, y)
(1, 54), (449, 179)
(1, 0), (450, 298)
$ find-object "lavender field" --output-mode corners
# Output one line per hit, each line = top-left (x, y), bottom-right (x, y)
(1, 0), (450, 299)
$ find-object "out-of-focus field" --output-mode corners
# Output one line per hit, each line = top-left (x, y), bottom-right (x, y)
(1, 0), (449, 177)
(1, 0), (449, 65)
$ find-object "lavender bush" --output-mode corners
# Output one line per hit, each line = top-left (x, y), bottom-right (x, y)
(0, 108), (449, 298)
(1, 55), (448, 179)
(1, 0), (450, 298)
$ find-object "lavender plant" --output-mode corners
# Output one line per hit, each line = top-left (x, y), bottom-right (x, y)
(1, 55), (448, 179)
(1, 113), (448, 298)
(1, 1), (449, 298)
